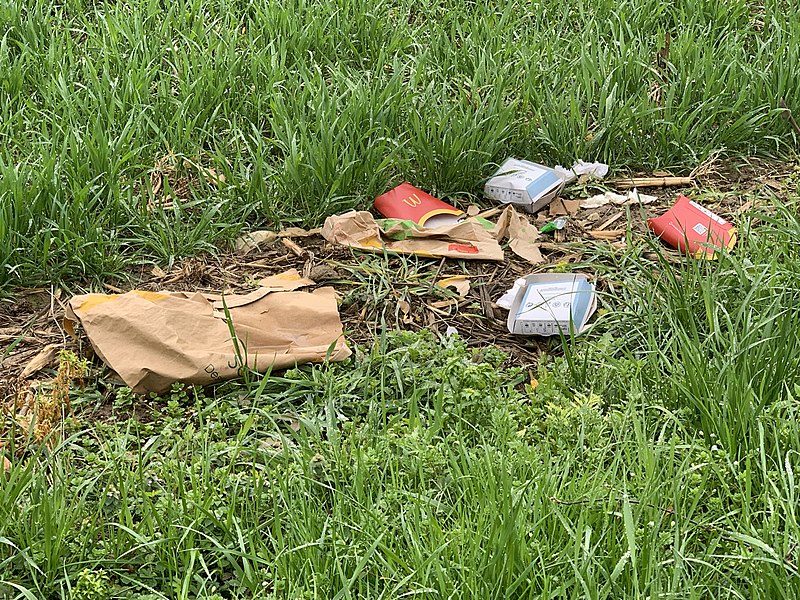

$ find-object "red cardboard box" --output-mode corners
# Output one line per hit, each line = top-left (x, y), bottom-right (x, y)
(647, 195), (736, 258)
(373, 183), (463, 228)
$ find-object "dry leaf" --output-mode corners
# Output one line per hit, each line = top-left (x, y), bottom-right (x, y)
(736, 199), (755, 215)
(20, 344), (60, 379)
(308, 265), (339, 281)
(2, 456), (11, 473)
(466, 205), (481, 217)
(428, 298), (460, 310)
(200, 166), (226, 187)
(235, 230), (279, 254)
(275, 415), (301, 432)
(151, 265), (167, 278)
(437, 276), (470, 298)
(278, 227), (321, 238)
(260, 437), (284, 451)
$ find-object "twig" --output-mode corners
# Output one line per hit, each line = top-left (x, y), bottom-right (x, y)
(612, 176), (693, 189)
(281, 238), (307, 258)
(596, 211), (625, 231)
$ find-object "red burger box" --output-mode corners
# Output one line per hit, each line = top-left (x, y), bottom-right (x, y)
(647, 195), (736, 258)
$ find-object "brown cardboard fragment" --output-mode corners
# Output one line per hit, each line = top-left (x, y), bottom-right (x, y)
(562, 199), (582, 215)
(258, 268), (315, 290)
(493, 206), (544, 264)
(548, 199), (568, 217)
(64, 274), (350, 394)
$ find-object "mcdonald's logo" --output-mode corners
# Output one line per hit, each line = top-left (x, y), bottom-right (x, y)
(402, 194), (422, 207)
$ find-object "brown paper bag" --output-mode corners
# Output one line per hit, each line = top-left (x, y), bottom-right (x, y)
(321, 211), (505, 261)
(64, 283), (350, 394)
(322, 207), (544, 264)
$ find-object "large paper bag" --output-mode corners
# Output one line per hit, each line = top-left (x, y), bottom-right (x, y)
(65, 284), (350, 394)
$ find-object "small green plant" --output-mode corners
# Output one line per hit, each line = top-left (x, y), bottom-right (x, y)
(72, 568), (110, 600)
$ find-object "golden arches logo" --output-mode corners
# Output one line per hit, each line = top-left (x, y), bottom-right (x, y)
(402, 194), (422, 207)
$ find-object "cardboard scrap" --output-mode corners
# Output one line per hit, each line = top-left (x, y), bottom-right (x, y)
(321, 211), (504, 261)
(548, 198), (581, 217)
(493, 206), (544, 264)
(647, 195), (736, 258)
(484, 158), (565, 214)
(507, 273), (597, 336)
(64, 275), (350, 394)
(562, 199), (582, 215)
(548, 198), (568, 216)
(258, 268), (315, 290)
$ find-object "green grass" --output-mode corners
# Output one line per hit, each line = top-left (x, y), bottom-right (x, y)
(2, 198), (800, 598)
(1, 0), (800, 290)
(3, 1), (800, 597)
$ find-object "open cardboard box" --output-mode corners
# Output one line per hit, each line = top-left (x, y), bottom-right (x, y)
(484, 158), (566, 214)
(507, 273), (597, 336)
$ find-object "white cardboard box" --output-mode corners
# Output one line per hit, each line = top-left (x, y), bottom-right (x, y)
(484, 157), (566, 213)
(507, 273), (597, 336)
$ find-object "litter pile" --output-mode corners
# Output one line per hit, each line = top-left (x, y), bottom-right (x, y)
(2, 155), (764, 402)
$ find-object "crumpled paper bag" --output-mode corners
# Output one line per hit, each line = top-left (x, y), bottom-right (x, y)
(64, 274), (350, 394)
(321, 206), (543, 264)
(321, 210), (505, 261)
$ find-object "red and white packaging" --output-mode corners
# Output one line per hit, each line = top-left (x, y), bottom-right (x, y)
(373, 183), (463, 228)
(647, 195), (736, 258)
